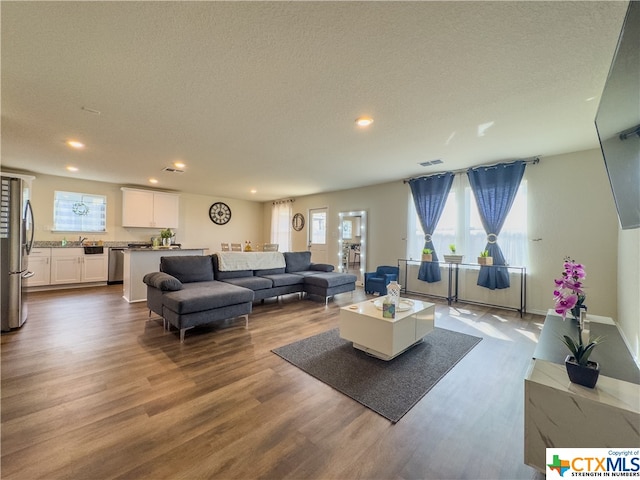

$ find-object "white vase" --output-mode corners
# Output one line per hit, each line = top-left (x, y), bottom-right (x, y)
(386, 280), (401, 306)
(162, 237), (171, 247)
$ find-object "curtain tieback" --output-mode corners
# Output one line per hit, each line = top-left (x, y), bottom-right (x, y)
(424, 234), (432, 242)
(487, 233), (498, 244)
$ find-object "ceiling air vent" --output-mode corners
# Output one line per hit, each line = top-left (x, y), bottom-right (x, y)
(162, 167), (185, 174)
(419, 159), (443, 167)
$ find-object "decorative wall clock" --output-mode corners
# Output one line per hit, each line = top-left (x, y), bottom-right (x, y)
(209, 202), (232, 225)
(292, 213), (305, 231)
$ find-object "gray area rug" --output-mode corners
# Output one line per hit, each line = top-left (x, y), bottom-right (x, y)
(272, 327), (482, 423)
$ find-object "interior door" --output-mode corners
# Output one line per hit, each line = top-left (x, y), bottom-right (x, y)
(308, 208), (328, 264)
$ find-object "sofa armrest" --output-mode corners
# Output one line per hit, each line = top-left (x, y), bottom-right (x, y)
(383, 273), (398, 282)
(143, 272), (183, 291)
(310, 263), (335, 272)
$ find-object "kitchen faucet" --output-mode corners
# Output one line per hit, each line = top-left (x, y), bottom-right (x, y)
(79, 236), (88, 244)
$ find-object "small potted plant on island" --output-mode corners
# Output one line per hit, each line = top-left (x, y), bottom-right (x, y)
(444, 244), (463, 263)
(421, 248), (433, 262)
(553, 257), (603, 388)
(160, 228), (174, 247)
(477, 250), (493, 265)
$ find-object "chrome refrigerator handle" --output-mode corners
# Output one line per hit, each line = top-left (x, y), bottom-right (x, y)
(25, 199), (34, 255)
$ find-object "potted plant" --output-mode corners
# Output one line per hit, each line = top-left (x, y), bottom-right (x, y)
(477, 250), (493, 265)
(561, 332), (603, 389)
(444, 244), (463, 263)
(421, 248), (433, 262)
(553, 257), (603, 388)
(160, 228), (174, 247)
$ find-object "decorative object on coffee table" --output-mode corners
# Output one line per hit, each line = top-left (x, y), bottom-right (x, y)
(386, 280), (401, 307)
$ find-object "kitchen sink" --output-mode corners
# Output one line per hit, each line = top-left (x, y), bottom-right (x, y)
(83, 246), (104, 254)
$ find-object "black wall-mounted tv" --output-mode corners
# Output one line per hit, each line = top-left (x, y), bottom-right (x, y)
(595, 0), (640, 230)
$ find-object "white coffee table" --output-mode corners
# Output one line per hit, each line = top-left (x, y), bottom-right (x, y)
(339, 298), (435, 360)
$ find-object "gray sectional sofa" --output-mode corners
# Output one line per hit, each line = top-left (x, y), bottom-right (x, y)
(144, 251), (357, 342)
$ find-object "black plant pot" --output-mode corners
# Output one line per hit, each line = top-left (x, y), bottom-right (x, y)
(565, 355), (600, 388)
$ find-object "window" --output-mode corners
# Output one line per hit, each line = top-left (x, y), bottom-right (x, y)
(271, 201), (292, 252)
(53, 191), (107, 232)
(342, 220), (353, 239)
(311, 210), (327, 244)
(408, 175), (528, 266)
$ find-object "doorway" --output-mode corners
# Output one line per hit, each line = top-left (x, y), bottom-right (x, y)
(308, 208), (328, 264)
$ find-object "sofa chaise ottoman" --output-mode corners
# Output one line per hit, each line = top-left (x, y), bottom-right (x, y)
(144, 256), (254, 342)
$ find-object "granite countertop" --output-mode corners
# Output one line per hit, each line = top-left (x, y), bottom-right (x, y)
(33, 241), (207, 250)
(126, 247), (207, 252)
(34, 241), (130, 248)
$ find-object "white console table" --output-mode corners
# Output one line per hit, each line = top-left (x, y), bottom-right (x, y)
(524, 311), (640, 473)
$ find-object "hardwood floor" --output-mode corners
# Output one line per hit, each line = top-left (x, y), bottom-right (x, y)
(2, 285), (546, 479)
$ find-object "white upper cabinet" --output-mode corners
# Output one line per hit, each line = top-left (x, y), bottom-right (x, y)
(152, 192), (180, 229)
(121, 188), (179, 228)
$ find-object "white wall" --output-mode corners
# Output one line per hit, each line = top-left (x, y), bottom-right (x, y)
(618, 227), (640, 362)
(263, 181), (409, 272)
(526, 148), (620, 318)
(22, 173), (264, 253)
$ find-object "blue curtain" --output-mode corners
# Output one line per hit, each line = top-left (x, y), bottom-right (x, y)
(409, 173), (455, 283)
(467, 161), (525, 289)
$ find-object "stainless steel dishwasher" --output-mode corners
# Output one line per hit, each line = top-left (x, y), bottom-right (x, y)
(108, 247), (125, 284)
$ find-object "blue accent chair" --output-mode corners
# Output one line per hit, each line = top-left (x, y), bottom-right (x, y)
(364, 266), (400, 295)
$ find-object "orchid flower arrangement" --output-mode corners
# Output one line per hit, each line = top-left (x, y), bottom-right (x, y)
(553, 257), (586, 319)
(553, 258), (603, 367)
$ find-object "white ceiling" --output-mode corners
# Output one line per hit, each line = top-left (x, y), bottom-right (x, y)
(1, 1), (629, 201)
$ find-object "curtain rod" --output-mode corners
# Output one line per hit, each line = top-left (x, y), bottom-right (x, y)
(403, 156), (540, 183)
(272, 198), (295, 205)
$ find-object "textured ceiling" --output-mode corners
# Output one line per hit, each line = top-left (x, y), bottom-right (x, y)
(1, 1), (629, 201)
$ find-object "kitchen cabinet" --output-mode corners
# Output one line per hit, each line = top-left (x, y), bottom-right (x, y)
(50, 248), (108, 284)
(82, 254), (109, 282)
(25, 248), (51, 286)
(121, 188), (179, 228)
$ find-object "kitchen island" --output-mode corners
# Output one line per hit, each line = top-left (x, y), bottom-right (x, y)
(123, 247), (207, 303)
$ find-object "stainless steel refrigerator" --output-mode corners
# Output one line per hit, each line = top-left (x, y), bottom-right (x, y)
(1, 176), (35, 331)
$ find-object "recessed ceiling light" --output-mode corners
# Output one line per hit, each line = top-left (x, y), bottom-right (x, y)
(174, 161), (186, 169)
(66, 140), (85, 149)
(149, 178), (159, 184)
(250, 189), (257, 194)
(66, 166), (79, 172)
(355, 116), (374, 127)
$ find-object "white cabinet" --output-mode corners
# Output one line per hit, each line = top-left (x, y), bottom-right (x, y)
(51, 249), (82, 284)
(121, 188), (179, 228)
(82, 254), (108, 282)
(50, 248), (108, 284)
(25, 248), (51, 286)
